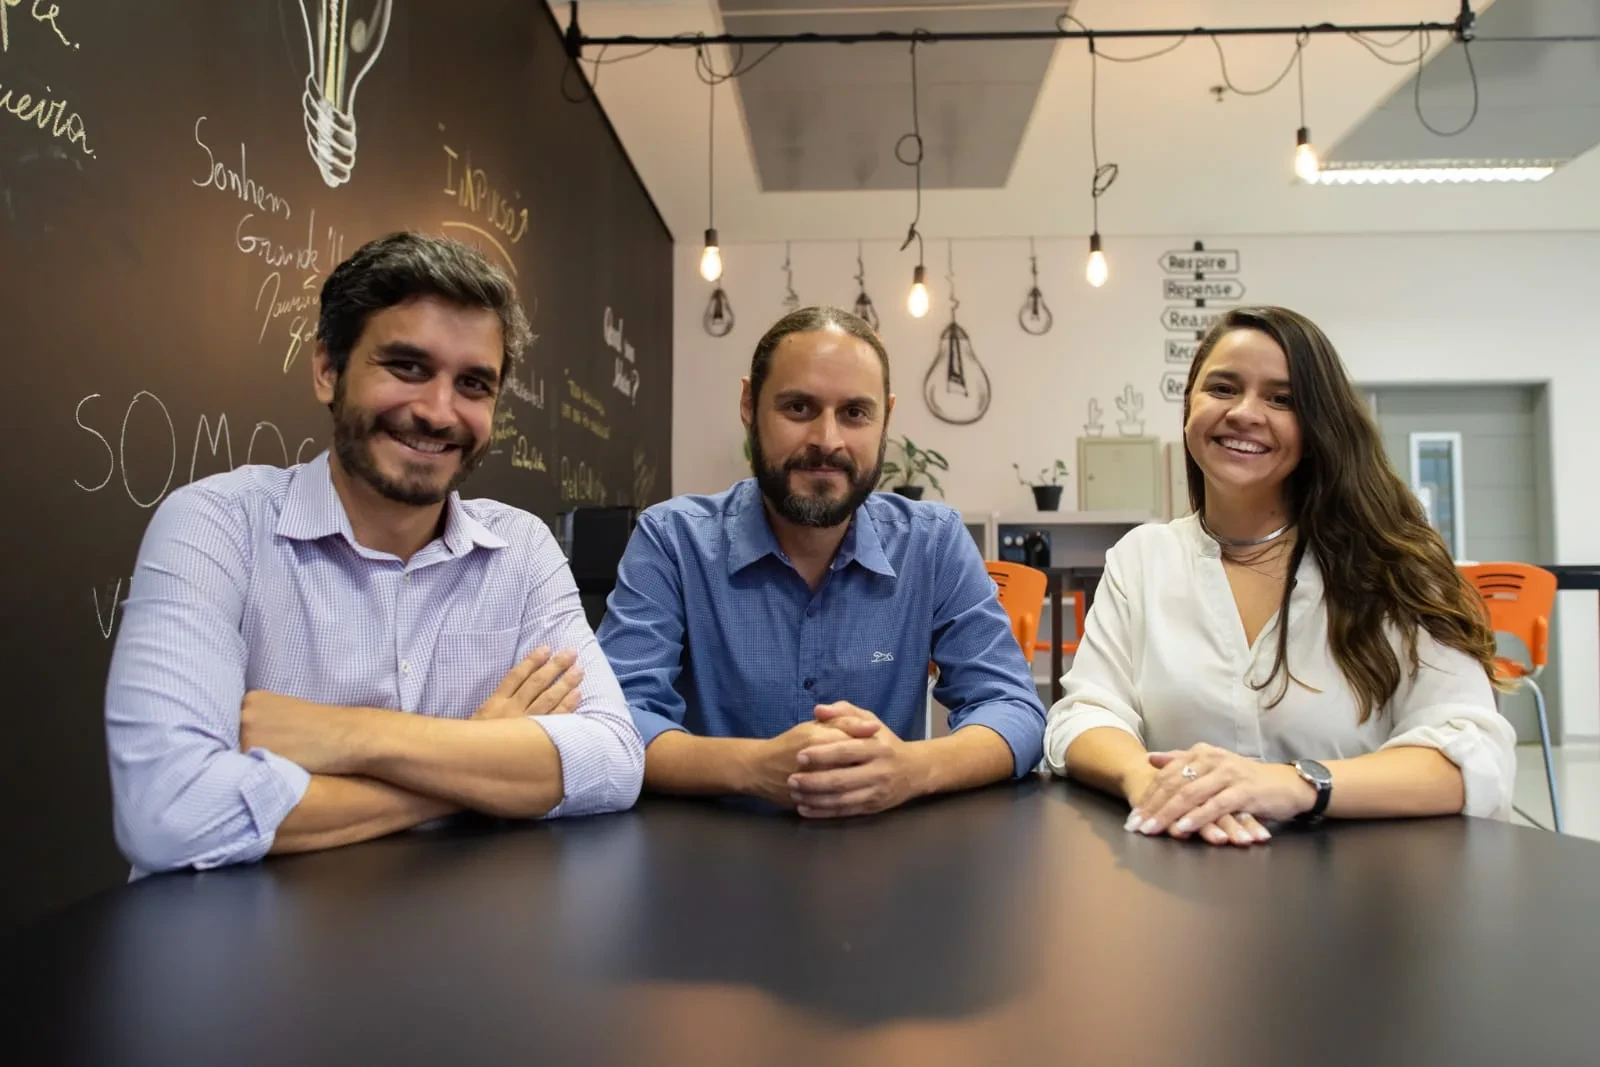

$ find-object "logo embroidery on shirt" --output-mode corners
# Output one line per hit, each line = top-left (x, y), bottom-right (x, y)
(871, 651), (895, 663)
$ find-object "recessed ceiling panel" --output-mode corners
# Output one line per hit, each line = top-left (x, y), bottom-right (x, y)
(721, 1), (1069, 191)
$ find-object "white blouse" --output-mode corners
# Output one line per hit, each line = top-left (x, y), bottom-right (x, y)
(1043, 515), (1516, 819)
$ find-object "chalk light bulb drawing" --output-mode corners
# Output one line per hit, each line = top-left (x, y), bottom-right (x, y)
(297, 0), (394, 188)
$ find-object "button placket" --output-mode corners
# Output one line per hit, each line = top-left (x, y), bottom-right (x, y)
(798, 580), (825, 717)
(397, 563), (417, 710)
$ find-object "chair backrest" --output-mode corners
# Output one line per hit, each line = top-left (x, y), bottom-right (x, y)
(984, 561), (1048, 656)
(1458, 563), (1557, 668)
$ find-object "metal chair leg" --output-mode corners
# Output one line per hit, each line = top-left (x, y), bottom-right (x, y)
(1524, 677), (1563, 833)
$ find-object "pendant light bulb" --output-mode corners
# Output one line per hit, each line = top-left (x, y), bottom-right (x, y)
(1085, 233), (1108, 289)
(699, 228), (723, 282)
(907, 265), (929, 318)
(1294, 127), (1320, 183)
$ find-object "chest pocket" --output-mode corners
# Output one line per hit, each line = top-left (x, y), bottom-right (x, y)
(822, 647), (923, 737)
(426, 626), (522, 719)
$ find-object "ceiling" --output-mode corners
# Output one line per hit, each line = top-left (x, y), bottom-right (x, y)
(723, 0), (1068, 192)
(1329, 0), (1600, 164)
(551, 0), (1600, 241)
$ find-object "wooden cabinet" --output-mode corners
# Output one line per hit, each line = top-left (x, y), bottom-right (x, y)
(1077, 436), (1162, 514)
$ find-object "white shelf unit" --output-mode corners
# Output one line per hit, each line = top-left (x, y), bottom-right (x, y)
(994, 509), (1156, 528)
(958, 509), (1156, 561)
(991, 510), (1155, 691)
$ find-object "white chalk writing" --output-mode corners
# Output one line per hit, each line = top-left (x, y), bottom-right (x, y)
(193, 117), (291, 219)
(0, 78), (93, 157)
(74, 390), (317, 508)
(604, 307), (640, 404)
(2, 0), (78, 54)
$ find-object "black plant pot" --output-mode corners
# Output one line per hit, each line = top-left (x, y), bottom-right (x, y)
(1031, 484), (1063, 511)
(893, 485), (925, 500)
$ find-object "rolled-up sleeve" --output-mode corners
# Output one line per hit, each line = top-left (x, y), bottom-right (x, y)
(105, 487), (311, 874)
(594, 512), (694, 749)
(517, 520), (644, 818)
(1380, 631), (1516, 819)
(929, 514), (1048, 777)
(1043, 541), (1144, 777)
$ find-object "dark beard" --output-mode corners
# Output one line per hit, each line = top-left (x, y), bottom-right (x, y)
(331, 377), (487, 506)
(748, 427), (885, 528)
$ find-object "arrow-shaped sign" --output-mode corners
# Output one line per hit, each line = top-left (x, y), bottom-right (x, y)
(1158, 249), (1240, 274)
(1161, 306), (1234, 332)
(1164, 278), (1246, 302)
(1160, 370), (1189, 403)
(1166, 339), (1201, 363)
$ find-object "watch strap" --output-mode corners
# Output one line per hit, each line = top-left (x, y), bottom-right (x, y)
(1292, 760), (1332, 821)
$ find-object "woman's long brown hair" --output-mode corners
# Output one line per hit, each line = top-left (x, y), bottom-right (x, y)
(1182, 307), (1498, 721)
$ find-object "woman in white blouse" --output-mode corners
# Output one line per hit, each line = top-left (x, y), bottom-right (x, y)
(1045, 306), (1515, 846)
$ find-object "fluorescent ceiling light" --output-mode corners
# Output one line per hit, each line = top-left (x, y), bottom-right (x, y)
(1309, 160), (1561, 186)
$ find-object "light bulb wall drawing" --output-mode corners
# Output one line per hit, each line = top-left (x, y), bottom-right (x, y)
(1017, 238), (1053, 335)
(851, 240), (879, 330)
(703, 286), (735, 337)
(297, 0), (394, 188)
(922, 242), (990, 425)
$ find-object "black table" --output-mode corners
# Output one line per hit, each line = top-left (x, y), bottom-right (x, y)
(1543, 565), (1600, 680)
(6, 780), (1598, 1067)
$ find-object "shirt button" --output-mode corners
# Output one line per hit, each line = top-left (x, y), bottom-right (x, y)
(803, 678), (814, 689)
(806, 605), (818, 617)
(401, 660), (412, 674)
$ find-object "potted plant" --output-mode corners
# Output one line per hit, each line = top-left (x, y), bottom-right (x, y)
(1014, 460), (1068, 511)
(879, 436), (948, 500)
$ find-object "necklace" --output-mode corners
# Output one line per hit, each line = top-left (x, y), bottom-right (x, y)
(1198, 512), (1292, 549)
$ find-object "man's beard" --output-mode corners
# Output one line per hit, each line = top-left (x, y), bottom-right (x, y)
(331, 377), (487, 506)
(749, 427), (885, 528)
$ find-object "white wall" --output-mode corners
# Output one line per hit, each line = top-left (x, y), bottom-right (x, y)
(672, 232), (1600, 740)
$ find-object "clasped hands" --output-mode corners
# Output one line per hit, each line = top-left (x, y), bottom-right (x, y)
(1124, 742), (1318, 847)
(748, 702), (921, 819)
(238, 647), (585, 773)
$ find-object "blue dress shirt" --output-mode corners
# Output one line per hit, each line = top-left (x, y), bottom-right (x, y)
(105, 452), (643, 874)
(596, 479), (1046, 776)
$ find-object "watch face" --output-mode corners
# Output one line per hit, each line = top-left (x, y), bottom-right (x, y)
(1297, 759), (1333, 786)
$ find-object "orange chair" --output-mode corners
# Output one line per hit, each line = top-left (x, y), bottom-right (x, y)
(1460, 563), (1562, 832)
(984, 561), (1048, 656)
(926, 562), (1047, 739)
(1034, 589), (1086, 659)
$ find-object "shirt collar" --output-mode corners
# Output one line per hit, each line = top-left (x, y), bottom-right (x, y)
(835, 500), (896, 578)
(724, 480), (895, 578)
(277, 450), (507, 556)
(725, 480), (785, 574)
(1179, 512), (1322, 595)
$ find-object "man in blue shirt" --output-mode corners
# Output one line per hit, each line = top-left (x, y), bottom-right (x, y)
(597, 306), (1045, 818)
(105, 233), (642, 872)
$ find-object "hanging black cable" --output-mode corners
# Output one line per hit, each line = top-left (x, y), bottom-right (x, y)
(1084, 37), (1112, 288)
(897, 35), (930, 318)
(1415, 31), (1480, 136)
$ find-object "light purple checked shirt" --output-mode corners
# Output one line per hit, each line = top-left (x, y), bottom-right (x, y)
(105, 452), (644, 874)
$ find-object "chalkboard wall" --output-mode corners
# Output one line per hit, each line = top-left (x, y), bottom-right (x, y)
(0, 0), (673, 930)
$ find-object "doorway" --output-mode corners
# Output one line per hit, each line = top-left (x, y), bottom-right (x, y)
(1366, 384), (1558, 742)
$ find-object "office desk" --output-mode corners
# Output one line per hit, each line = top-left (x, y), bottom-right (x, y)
(6, 782), (1597, 1067)
(1544, 565), (1600, 671)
